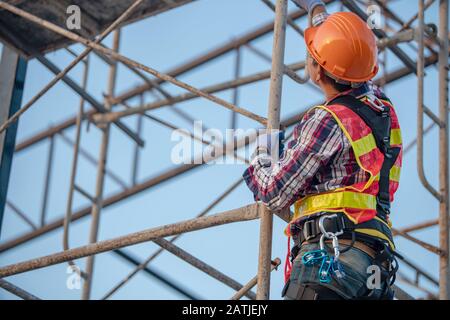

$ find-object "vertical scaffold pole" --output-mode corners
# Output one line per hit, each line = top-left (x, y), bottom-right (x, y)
(438, 0), (449, 300)
(256, 0), (288, 300)
(82, 29), (121, 300)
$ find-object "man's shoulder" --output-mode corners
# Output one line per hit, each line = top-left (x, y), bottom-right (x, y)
(294, 105), (340, 133)
(303, 105), (335, 120)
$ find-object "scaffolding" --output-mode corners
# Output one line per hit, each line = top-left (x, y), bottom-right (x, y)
(0, 0), (448, 300)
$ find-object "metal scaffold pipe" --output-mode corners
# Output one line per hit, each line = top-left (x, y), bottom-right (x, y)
(153, 238), (257, 300)
(62, 53), (91, 282)
(81, 29), (121, 301)
(256, 0), (287, 300)
(0, 204), (260, 278)
(438, 0), (449, 300)
(231, 258), (281, 300)
(0, 279), (40, 300)
(417, 0), (442, 202)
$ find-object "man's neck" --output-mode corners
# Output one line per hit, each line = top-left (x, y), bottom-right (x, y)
(323, 87), (343, 101)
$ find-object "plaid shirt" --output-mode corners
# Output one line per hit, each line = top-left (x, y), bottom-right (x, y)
(243, 83), (389, 215)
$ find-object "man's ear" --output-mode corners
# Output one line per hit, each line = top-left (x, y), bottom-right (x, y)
(315, 66), (324, 83)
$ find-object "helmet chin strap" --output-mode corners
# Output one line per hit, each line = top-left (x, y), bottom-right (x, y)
(324, 70), (365, 89)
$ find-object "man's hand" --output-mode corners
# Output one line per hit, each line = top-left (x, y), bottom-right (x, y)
(291, 0), (325, 14)
(252, 129), (285, 161)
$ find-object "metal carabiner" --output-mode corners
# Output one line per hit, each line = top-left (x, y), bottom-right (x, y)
(302, 248), (328, 266)
(319, 233), (326, 251)
(331, 235), (340, 261)
(318, 215), (343, 261)
(318, 214), (344, 238)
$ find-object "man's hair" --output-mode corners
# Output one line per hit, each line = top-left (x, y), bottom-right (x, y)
(311, 57), (353, 92)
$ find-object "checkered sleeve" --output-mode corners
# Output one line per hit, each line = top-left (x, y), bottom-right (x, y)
(242, 107), (345, 212)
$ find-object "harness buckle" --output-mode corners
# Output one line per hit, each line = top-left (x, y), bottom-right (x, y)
(382, 137), (392, 158)
(377, 196), (391, 215)
(302, 220), (316, 241)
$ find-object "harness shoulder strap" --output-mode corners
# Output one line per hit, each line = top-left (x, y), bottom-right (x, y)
(330, 95), (390, 153)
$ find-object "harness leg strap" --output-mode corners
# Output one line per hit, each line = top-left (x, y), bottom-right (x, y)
(282, 280), (344, 300)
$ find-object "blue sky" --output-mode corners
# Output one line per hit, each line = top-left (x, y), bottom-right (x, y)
(0, 0), (448, 300)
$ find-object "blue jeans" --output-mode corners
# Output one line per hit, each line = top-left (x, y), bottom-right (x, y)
(283, 242), (394, 300)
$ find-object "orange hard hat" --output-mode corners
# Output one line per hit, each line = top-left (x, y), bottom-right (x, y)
(305, 12), (379, 83)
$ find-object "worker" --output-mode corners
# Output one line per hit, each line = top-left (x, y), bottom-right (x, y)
(243, 0), (403, 300)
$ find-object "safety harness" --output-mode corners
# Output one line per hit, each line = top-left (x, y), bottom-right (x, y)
(332, 95), (402, 219)
(283, 94), (402, 300)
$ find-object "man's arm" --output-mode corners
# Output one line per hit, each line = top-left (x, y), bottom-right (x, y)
(243, 108), (344, 212)
(310, 3), (326, 18)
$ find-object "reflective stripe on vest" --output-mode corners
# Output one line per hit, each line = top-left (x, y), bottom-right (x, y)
(294, 191), (377, 219)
